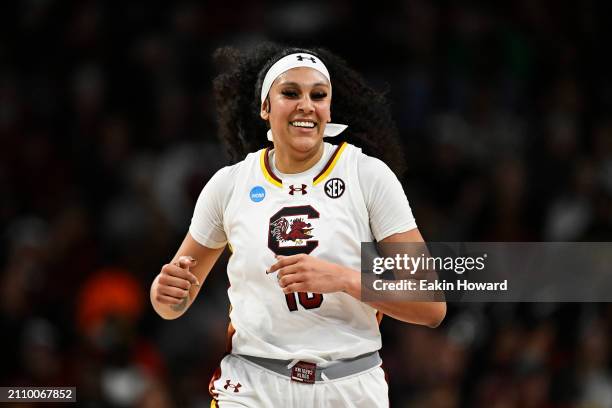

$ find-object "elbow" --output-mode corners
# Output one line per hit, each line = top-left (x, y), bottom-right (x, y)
(160, 313), (180, 320)
(152, 305), (179, 320)
(425, 302), (446, 328)
(151, 297), (183, 320)
(154, 307), (184, 320)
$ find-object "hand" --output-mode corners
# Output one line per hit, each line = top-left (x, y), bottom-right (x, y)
(154, 256), (199, 305)
(268, 254), (354, 295)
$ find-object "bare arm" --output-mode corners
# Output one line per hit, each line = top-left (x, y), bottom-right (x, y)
(150, 232), (225, 320)
(345, 229), (446, 327)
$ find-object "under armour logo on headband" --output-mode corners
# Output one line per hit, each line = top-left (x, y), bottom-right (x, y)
(296, 55), (317, 63)
(261, 53), (329, 104)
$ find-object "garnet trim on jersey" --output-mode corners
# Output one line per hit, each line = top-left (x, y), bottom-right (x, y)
(259, 142), (348, 188)
(261, 145), (282, 187)
(209, 305), (237, 406)
(313, 142), (347, 185)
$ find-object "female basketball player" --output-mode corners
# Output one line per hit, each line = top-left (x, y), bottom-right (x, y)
(150, 43), (446, 407)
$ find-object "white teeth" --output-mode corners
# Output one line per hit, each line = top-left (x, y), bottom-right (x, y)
(291, 121), (316, 128)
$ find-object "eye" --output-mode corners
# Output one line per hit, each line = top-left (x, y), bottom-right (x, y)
(311, 92), (328, 100)
(281, 90), (299, 98)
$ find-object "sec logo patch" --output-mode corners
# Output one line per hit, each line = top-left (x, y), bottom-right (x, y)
(324, 178), (345, 199)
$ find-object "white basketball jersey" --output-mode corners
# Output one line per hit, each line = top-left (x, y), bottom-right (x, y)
(221, 142), (382, 364)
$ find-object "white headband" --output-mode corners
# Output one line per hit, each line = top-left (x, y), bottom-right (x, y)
(260, 53), (347, 141)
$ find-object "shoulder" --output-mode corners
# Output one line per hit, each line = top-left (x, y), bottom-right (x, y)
(351, 146), (417, 240)
(212, 148), (263, 181)
(354, 148), (397, 181)
(205, 148), (270, 201)
(202, 157), (247, 203)
(354, 146), (408, 210)
(207, 162), (239, 188)
(337, 142), (395, 174)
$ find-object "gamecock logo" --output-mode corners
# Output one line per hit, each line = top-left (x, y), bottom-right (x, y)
(268, 206), (319, 256)
(271, 218), (312, 243)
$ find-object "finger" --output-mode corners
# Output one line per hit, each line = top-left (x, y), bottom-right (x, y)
(159, 285), (189, 299)
(177, 257), (200, 286)
(278, 270), (305, 288)
(277, 264), (302, 279)
(161, 263), (185, 278)
(175, 260), (200, 285)
(158, 274), (191, 290)
(154, 294), (185, 305)
(162, 264), (200, 286)
(283, 282), (306, 294)
(178, 255), (198, 269)
(268, 254), (302, 273)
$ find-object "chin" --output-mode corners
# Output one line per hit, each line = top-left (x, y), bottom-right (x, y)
(290, 135), (323, 153)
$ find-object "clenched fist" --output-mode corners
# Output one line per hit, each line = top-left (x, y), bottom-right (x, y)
(153, 256), (199, 306)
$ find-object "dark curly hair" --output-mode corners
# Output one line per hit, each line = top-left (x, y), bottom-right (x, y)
(212, 42), (406, 177)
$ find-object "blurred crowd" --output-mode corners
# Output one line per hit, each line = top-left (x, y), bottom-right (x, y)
(1, 1), (611, 407)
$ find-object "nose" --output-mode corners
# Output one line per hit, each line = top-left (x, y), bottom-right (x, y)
(297, 95), (315, 113)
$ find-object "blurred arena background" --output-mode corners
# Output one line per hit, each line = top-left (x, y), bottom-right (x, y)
(1, 1), (612, 407)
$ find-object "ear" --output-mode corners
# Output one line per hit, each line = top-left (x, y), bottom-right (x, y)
(260, 100), (270, 120)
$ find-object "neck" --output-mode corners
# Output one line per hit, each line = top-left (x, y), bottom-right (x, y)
(273, 142), (324, 174)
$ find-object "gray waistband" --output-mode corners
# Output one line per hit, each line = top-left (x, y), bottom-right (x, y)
(236, 351), (381, 382)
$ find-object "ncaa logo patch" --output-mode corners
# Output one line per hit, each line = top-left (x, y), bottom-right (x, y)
(324, 178), (345, 199)
(250, 186), (266, 202)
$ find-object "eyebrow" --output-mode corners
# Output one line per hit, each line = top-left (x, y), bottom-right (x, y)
(277, 81), (330, 88)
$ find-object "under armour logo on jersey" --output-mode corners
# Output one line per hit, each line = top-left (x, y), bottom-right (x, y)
(289, 184), (308, 195)
(224, 380), (242, 393)
(296, 55), (317, 63)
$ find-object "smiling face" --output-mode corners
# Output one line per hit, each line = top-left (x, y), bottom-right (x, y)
(260, 67), (332, 155)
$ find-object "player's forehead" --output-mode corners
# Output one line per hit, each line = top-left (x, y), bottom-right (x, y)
(272, 67), (330, 89)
